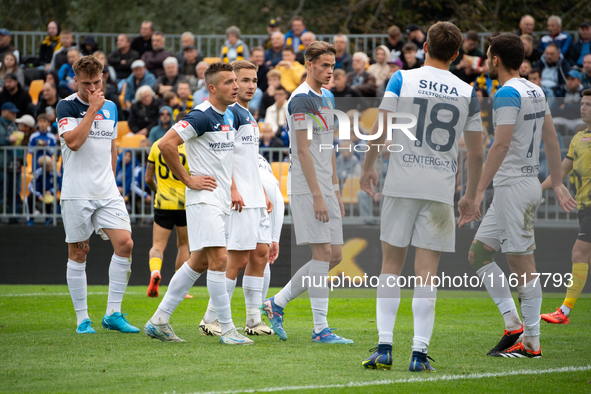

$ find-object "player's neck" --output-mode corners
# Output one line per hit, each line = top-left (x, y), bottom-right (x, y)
(208, 97), (228, 113)
(306, 77), (322, 94)
(237, 97), (250, 109)
(498, 69), (520, 86)
(423, 56), (451, 71)
(77, 92), (89, 104)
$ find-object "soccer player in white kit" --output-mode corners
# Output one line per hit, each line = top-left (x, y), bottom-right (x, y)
(467, 34), (575, 358)
(360, 22), (484, 371)
(199, 60), (274, 337)
(144, 62), (253, 345)
(57, 56), (139, 335)
(261, 41), (353, 344)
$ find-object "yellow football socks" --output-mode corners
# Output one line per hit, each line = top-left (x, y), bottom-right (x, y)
(149, 257), (162, 273)
(563, 262), (589, 309)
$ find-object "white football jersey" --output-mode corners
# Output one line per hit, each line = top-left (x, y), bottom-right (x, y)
(492, 78), (549, 186)
(173, 101), (235, 213)
(57, 94), (120, 200)
(286, 82), (335, 196)
(380, 66), (483, 205)
(258, 154), (284, 242)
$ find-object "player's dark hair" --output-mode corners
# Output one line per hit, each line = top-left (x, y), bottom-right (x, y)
(583, 89), (591, 97)
(72, 55), (103, 78)
(305, 41), (336, 63)
(204, 62), (235, 86)
(426, 22), (463, 62)
(487, 33), (524, 71)
(232, 59), (258, 73)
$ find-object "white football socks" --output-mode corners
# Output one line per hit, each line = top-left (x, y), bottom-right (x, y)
(106, 254), (131, 316)
(66, 260), (89, 326)
(274, 260), (313, 308)
(152, 263), (200, 324)
(309, 261), (330, 333)
(243, 275), (264, 327)
(377, 273), (400, 345)
(203, 277), (236, 323)
(262, 263), (271, 302)
(476, 263), (522, 331)
(412, 284), (437, 353)
(518, 278), (542, 350)
(207, 270), (235, 334)
(560, 304), (571, 317)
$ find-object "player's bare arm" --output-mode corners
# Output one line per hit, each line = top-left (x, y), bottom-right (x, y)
(475, 124), (513, 207)
(331, 148), (345, 218)
(541, 114), (577, 212)
(145, 161), (157, 192)
(540, 158), (572, 195)
(458, 131), (484, 227)
(62, 86), (104, 151)
(158, 129), (217, 191)
(360, 111), (388, 197)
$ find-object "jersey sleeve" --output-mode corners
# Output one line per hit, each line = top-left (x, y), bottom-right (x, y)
(464, 87), (484, 132)
(56, 100), (79, 136)
(566, 136), (575, 160)
(147, 141), (158, 163)
(493, 86), (521, 126)
(288, 93), (318, 131)
(379, 71), (402, 112)
(172, 110), (205, 142)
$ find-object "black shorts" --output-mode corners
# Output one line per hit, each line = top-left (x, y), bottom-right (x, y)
(577, 207), (591, 243)
(154, 209), (187, 230)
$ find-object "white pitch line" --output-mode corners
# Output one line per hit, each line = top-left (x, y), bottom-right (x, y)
(0, 292), (144, 297)
(186, 365), (591, 394)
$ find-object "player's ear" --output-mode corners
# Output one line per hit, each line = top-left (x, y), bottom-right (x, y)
(450, 50), (460, 62)
(422, 41), (428, 54)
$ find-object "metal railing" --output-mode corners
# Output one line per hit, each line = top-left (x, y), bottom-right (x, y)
(11, 30), (580, 60)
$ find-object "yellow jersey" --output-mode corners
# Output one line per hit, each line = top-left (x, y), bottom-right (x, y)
(148, 139), (190, 210)
(567, 128), (591, 210)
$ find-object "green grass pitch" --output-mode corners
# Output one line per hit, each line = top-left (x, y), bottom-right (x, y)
(1, 285), (590, 393)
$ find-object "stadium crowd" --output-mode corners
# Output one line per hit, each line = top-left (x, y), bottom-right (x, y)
(0, 14), (589, 223)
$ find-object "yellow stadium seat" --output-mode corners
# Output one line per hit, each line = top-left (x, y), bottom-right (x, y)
(359, 108), (379, 133)
(116, 121), (132, 146)
(341, 177), (360, 205)
(28, 80), (44, 105)
(271, 161), (289, 182)
(279, 175), (289, 204)
(21, 170), (34, 200)
(204, 57), (221, 65)
(119, 82), (127, 107)
(26, 152), (33, 174)
(119, 133), (145, 148)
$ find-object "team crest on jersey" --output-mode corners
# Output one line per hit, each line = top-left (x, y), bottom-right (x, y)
(102, 110), (110, 119)
(221, 125), (231, 132)
(95, 114), (104, 120)
(59, 119), (68, 128)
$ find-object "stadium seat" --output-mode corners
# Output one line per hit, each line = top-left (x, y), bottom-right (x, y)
(359, 108), (379, 132)
(204, 57), (221, 64)
(341, 177), (360, 205)
(21, 170), (34, 200)
(26, 152), (33, 174)
(116, 121), (132, 146)
(28, 80), (44, 105)
(119, 133), (145, 148)
(119, 82), (127, 107)
(279, 174), (289, 204)
(271, 161), (288, 181)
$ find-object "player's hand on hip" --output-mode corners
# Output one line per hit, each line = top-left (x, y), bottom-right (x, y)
(269, 242), (279, 264)
(457, 196), (477, 228)
(360, 169), (378, 197)
(188, 175), (217, 191)
(554, 183), (577, 212)
(87, 89), (105, 112)
(231, 188), (245, 212)
(313, 195), (329, 223)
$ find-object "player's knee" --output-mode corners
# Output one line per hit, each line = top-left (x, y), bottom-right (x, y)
(117, 237), (134, 256)
(70, 247), (89, 262)
(469, 241), (495, 271)
(314, 244), (332, 262)
(329, 251), (342, 269)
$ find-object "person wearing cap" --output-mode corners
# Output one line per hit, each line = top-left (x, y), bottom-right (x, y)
(261, 19), (281, 50)
(131, 21), (154, 57)
(0, 73), (33, 116)
(221, 26), (250, 64)
(405, 23), (426, 61)
(0, 102), (22, 222)
(178, 45), (203, 80)
(15, 114), (36, 146)
(582, 54), (591, 89)
(0, 28), (19, 64)
(539, 16), (572, 56)
(141, 32), (173, 78)
(552, 69), (586, 135)
(124, 59), (156, 108)
(108, 34), (140, 84)
(568, 21), (591, 68)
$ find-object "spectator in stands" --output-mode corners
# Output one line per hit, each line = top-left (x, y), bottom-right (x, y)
(128, 85), (162, 136)
(331, 69), (364, 112)
(148, 105), (173, 144)
(472, 60), (499, 97)
(108, 34), (139, 85)
(27, 155), (57, 225)
(0, 102), (22, 222)
(176, 81), (193, 111)
(264, 32), (285, 68)
(192, 61), (209, 104)
(528, 69), (554, 98)
(514, 15), (539, 47)
(124, 60), (156, 108)
(221, 26), (249, 63)
(152, 56), (186, 96)
(276, 46), (306, 93)
(175, 32), (195, 63)
(401, 42), (423, 70)
(0, 74), (33, 116)
(264, 84), (288, 136)
(50, 29), (75, 72)
(334, 34), (353, 73)
(259, 122), (284, 162)
(521, 34), (543, 66)
(80, 35), (98, 56)
(450, 31), (485, 84)
(141, 32), (172, 78)
(285, 16), (307, 53)
(357, 149), (389, 222)
(39, 21), (60, 70)
(28, 113), (57, 170)
(58, 48), (81, 95)
(261, 19), (281, 50)
(162, 91), (182, 119)
(582, 54), (591, 89)
(0, 53), (24, 91)
(15, 114), (36, 146)
(554, 70), (584, 114)
(385, 25), (404, 58)
(335, 140), (361, 187)
(347, 52), (377, 97)
(259, 69), (281, 119)
(100, 66), (124, 121)
(540, 15), (572, 56)
(295, 32), (316, 65)
(377, 58), (402, 97)
(250, 46), (269, 91)
(35, 82), (60, 125)
(93, 50), (117, 86)
(568, 21), (591, 68)
(131, 138), (153, 214)
(406, 24), (426, 60)
(368, 45), (391, 87)
(131, 21), (154, 56)
(115, 149), (137, 199)
(0, 28), (19, 64)
(179, 45), (203, 83)
(519, 59), (533, 78)
(536, 42), (570, 95)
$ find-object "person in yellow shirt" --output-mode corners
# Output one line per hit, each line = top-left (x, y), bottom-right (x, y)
(145, 137), (191, 298)
(540, 89), (591, 324)
(276, 46), (306, 93)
